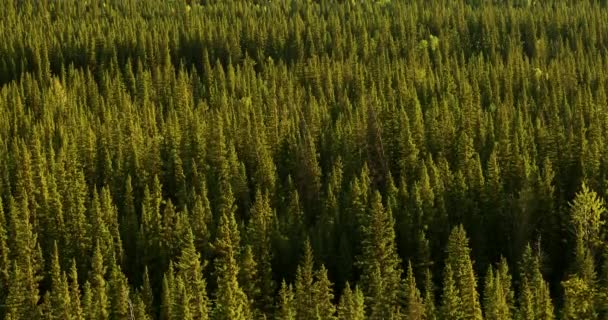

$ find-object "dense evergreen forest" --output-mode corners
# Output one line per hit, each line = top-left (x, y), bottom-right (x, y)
(2, 0), (608, 318)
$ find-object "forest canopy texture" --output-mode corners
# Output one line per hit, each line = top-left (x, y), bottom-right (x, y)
(1, 0), (608, 319)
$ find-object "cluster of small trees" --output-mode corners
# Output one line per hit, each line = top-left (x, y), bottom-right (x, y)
(1, 0), (608, 319)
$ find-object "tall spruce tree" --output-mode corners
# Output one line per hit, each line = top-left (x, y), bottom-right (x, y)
(445, 225), (482, 320)
(176, 228), (209, 320)
(45, 243), (72, 320)
(357, 191), (402, 318)
(404, 261), (425, 320)
(337, 283), (366, 320)
(276, 281), (296, 320)
(212, 202), (251, 320)
(294, 240), (316, 320)
(246, 190), (276, 313)
(441, 263), (463, 320)
(312, 265), (337, 320)
(483, 266), (511, 320)
(518, 245), (554, 320)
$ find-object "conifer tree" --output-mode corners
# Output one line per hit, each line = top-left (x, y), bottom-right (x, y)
(276, 281), (296, 320)
(88, 189), (115, 269)
(141, 267), (154, 317)
(518, 245), (554, 320)
(0, 198), (9, 302)
(190, 190), (213, 256)
(61, 161), (91, 272)
(5, 260), (41, 320)
(120, 175), (138, 277)
(88, 242), (109, 320)
(294, 240), (316, 320)
(441, 264), (463, 320)
(313, 265), (337, 320)
(404, 261), (425, 320)
(132, 293), (152, 320)
(445, 225), (482, 320)
(46, 243), (71, 320)
(337, 283), (366, 320)
(496, 258), (515, 317)
(275, 176), (305, 276)
(175, 276), (194, 320)
(176, 228), (209, 320)
(108, 264), (130, 320)
(246, 190), (276, 313)
(238, 245), (261, 316)
(424, 269), (437, 320)
(100, 187), (123, 267)
(483, 266), (510, 320)
(160, 263), (175, 320)
(562, 276), (597, 320)
(6, 197), (43, 320)
(357, 191), (402, 318)
(212, 207), (251, 320)
(69, 260), (84, 320)
(569, 183), (605, 251)
(518, 277), (535, 320)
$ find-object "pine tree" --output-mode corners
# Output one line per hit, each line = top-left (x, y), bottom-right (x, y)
(6, 196), (43, 319)
(100, 187), (123, 267)
(275, 176), (305, 277)
(337, 283), (366, 320)
(140, 176), (164, 274)
(88, 242), (109, 320)
(160, 263), (175, 320)
(565, 182), (604, 317)
(246, 190), (276, 313)
(120, 175), (138, 277)
(483, 266), (510, 320)
(250, 122), (277, 196)
(357, 191), (402, 318)
(562, 276), (597, 320)
(176, 228), (209, 320)
(518, 245), (554, 320)
(441, 264), (463, 320)
(212, 207), (251, 320)
(108, 264), (130, 320)
(175, 276), (194, 320)
(69, 260), (84, 320)
(518, 277), (535, 320)
(0, 198), (10, 303)
(5, 260), (41, 320)
(46, 243), (72, 320)
(276, 280), (296, 320)
(313, 265), (336, 320)
(424, 268), (437, 320)
(569, 183), (605, 250)
(367, 264), (390, 319)
(190, 190), (213, 256)
(61, 158), (91, 272)
(82, 282), (93, 320)
(88, 189), (115, 268)
(141, 267), (154, 317)
(296, 130), (322, 213)
(496, 258), (515, 317)
(445, 225), (482, 320)
(294, 240), (316, 320)
(238, 245), (261, 316)
(207, 112), (232, 213)
(599, 247), (608, 319)
(404, 261), (425, 320)
(132, 293), (152, 320)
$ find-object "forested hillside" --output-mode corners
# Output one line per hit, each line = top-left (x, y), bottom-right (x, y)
(1, 0), (608, 319)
